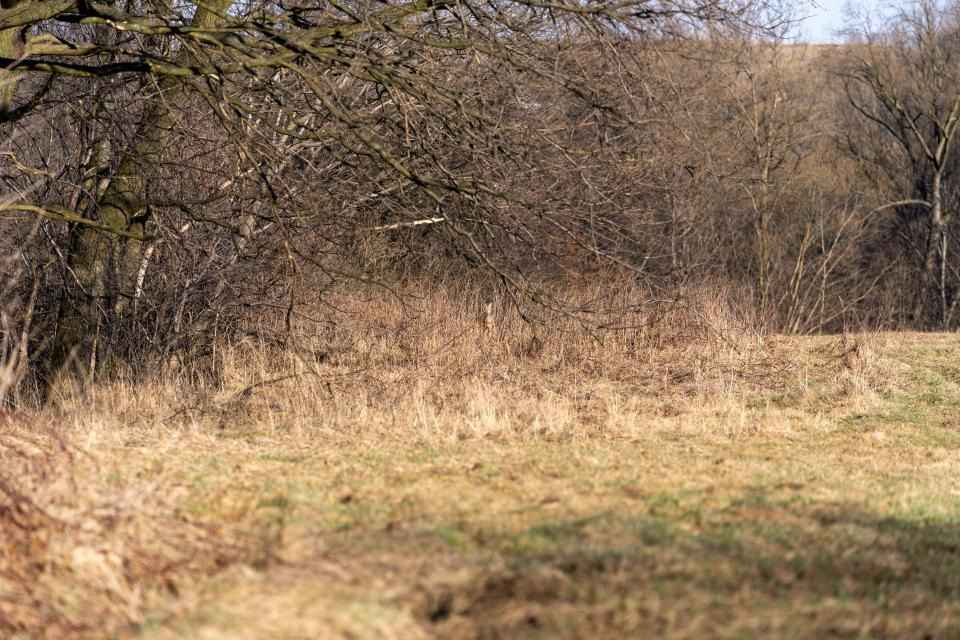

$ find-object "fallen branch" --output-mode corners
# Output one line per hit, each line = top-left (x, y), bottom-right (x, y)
(367, 217), (445, 232)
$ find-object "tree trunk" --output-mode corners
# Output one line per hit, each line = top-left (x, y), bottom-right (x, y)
(43, 0), (231, 396)
(940, 226), (947, 329)
(0, 2), (22, 116)
(916, 171), (947, 329)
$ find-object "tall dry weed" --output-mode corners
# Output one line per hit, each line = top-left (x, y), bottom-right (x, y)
(127, 278), (791, 443)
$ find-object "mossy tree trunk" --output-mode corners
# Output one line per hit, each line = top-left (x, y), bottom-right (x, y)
(43, 0), (232, 393)
(0, 1), (24, 117)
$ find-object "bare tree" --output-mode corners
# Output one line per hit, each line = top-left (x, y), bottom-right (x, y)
(838, 0), (960, 328)
(0, 0), (783, 394)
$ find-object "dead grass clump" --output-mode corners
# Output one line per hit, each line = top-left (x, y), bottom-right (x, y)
(269, 277), (782, 394)
(797, 332), (899, 406)
(125, 279), (841, 444)
(0, 414), (247, 638)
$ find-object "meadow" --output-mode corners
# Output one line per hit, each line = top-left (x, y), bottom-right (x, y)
(3, 284), (960, 639)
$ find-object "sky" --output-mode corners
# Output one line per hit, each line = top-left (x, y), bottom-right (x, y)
(795, 0), (890, 43)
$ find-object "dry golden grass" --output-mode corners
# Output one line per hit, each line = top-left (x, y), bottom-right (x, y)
(4, 282), (960, 639)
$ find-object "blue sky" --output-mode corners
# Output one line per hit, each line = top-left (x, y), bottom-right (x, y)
(795, 0), (890, 42)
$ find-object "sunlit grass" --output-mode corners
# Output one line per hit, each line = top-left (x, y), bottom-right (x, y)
(3, 286), (960, 638)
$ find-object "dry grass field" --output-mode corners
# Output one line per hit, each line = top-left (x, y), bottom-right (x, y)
(3, 285), (960, 639)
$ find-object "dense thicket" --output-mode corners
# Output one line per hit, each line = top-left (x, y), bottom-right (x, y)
(1, 0), (959, 402)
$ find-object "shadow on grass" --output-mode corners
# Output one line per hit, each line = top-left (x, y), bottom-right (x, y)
(407, 488), (960, 639)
